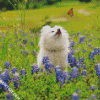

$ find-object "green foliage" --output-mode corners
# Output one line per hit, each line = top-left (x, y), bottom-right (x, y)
(0, 1), (100, 100)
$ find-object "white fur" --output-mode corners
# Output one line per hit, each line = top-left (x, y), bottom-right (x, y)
(37, 25), (70, 71)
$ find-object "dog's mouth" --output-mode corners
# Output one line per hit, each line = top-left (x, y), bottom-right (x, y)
(55, 29), (61, 35)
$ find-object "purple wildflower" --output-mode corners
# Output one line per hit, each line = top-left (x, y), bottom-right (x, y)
(31, 65), (39, 74)
(25, 50), (28, 55)
(71, 67), (79, 78)
(90, 85), (97, 91)
(71, 92), (80, 100)
(42, 56), (49, 65)
(79, 57), (84, 63)
(31, 41), (34, 45)
(77, 32), (80, 36)
(94, 47), (99, 55)
(4, 61), (11, 69)
(89, 51), (95, 60)
(79, 36), (85, 43)
(11, 67), (17, 74)
(91, 94), (97, 99)
(20, 69), (26, 77)
(6, 93), (14, 100)
(23, 39), (27, 44)
(81, 64), (86, 69)
(33, 50), (37, 56)
(83, 49), (86, 53)
(96, 63), (100, 78)
(81, 70), (87, 78)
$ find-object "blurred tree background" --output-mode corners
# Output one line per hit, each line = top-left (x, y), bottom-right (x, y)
(0, 0), (99, 11)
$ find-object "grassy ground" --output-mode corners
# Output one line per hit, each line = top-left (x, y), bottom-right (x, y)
(0, 1), (100, 100)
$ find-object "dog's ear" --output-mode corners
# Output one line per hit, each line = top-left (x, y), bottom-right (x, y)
(40, 25), (51, 35)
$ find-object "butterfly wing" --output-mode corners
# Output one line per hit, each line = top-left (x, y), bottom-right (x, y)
(68, 8), (73, 17)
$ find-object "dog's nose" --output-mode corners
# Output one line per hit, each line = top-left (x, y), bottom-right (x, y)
(56, 29), (61, 35)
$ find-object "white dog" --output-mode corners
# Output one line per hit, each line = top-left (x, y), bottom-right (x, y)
(37, 25), (70, 71)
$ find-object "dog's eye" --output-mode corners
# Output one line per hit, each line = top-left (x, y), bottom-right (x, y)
(51, 31), (54, 33)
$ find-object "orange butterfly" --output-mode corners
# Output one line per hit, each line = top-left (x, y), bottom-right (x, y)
(68, 8), (73, 17)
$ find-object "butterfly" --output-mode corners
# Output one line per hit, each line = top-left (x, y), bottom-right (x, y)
(68, 8), (73, 17)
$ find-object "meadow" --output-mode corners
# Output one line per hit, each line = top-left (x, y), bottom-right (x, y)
(0, 0), (100, 100)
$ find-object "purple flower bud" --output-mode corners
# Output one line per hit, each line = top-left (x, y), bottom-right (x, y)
(94, 47), (99, 55)
(96, 63), (100, 78)
(0, 80), (8, 91)
(71, 92), (80, 100)
(23, 39), (27, 44)
(4, 61), (11, 69)
(76, 62), (81, 68)
(6, 93), (14, 100)
(79, 36), (85, 43)
(31, 65), (39, 74)
(31, 41), (34, 45)
(79, 57), (84, 63)
(89, 38), (92, 41)
(20, 69), (26, 77)
(42, 56), (49, 65)
(21, 50), (23, 54)
(70, 41), (74, 48)
(81, 70), (87, 78)
(25, 50), (28, 55)
(77, 32), (80, 36)
(33, 50), (37, 56)
(81, 64), (86, 69)
(63, 70), (71, 80)
(71, 67), (79, 78)
(11, 67), (17, 74)
(83, 49), (86, 53)
(90, 85), (97, 91)
(89, 51), (95, 60)
(55, 66), (63, 82)
(91, 94), (97, 99)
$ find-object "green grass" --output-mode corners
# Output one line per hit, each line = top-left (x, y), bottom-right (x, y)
(0, 1), (100, 100)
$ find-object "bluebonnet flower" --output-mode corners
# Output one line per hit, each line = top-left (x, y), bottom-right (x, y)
(88, 38), (92, 41)
(81, 64), (86, 69)
(94, 47), (99, 55)
(79, 36), (85, 43)
(31, 41), (34, 45)
(77, 32), (80, 36)
(10, 44), (12, 47)
(55, 66), (63, 82)
(70, 40), (74, 48)
(20, 69), (26, 77)
(4, 69), (11, 82)
(76, 62), (81, 68)
(90, 85), (97, 91)
(0, 72), (10, 84)
(11, 67), (17, 74)
(13, 73), (21, 89)
(76, 88), (83, 93)
(13, 73), (20, 81)
(31, 65), (39, 74)
(70, 56), (77, 68)
(0, 79), (8, 91)
(23, 39), (27, 44)
(83, 49), (86, 53)
(33, 50), (37, 56)
(42, 56), (49, 65)
(89, 51), (95, 60)
(68, 52), (73, 63)
(79, 57), (84, 63)
(96, 63), (100, 78)
(91, 94), (97, 99)
(21, 50), (23, 54)
(63, 70), (71, 80)
(6, 93), (14, 100)
(88, 43), (91, 47)
(4, 61), (11, 69)
(81, 70), (87, 78)
(71, 92), (80, 100)
(19, 30), (23, 33)
(71, 67), (79, 78)
(25, 50), (28, 55)
(45, 61), (51, 72)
